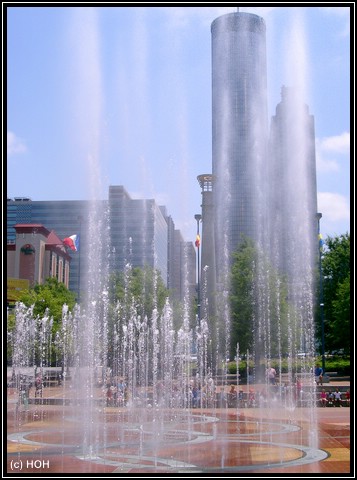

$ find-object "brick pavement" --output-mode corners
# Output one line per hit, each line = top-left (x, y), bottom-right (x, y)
(7, 382), (350, 475)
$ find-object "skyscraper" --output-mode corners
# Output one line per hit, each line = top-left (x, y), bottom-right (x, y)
(7, 187), (196, 303)
(211, 11), (268, 275)
(269, 85), (319, 288)
(204, 10), (319, 367)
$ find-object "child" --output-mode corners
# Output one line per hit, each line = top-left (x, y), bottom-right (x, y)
(248, 388), (256, 407)
(319, 389), (328, 407)
(327, 390), (334, 406)
(333, 387), (342, 407)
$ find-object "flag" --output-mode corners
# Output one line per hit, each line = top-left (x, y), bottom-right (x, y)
(63, 234), (80, 252)
(318, 233), (324, 251)
(195, 234), (200, 248)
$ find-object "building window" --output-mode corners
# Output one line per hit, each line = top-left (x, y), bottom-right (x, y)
(51, 253), (57, 277)
(20, 243), (35, 255)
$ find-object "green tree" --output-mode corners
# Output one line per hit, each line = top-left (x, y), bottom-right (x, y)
(8, 278), (76, 365)
(229, 237), (290, 361)
(230, 237), (257, 357)
(321, 233), (350, 354)
(109, 265), (169, 319)
(17, 277), (76, 330)
(107, 265), (170, 371)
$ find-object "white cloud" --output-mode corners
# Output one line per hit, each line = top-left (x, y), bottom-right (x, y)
(7, 131), (27, 156)
(317, 192), (350, 222)
(315, 132), (349, 172)
(318, 131), (350, 154)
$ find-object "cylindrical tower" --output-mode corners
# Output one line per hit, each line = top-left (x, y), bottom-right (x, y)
(211, 12), (268, 271)
(197, 174), (216, 322)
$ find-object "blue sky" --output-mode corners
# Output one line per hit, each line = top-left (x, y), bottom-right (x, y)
(6, 5), (350, 242)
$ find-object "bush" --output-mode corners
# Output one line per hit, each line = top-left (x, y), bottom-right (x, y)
(227, 356), (350, 376)
(323, 356), (350, 375)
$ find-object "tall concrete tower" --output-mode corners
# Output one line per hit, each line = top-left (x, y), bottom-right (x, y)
(197, 174), (217, 323)
(211, 11), (268, 274)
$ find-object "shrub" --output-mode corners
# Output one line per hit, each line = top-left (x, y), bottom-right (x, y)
(227, 357), (350, 376)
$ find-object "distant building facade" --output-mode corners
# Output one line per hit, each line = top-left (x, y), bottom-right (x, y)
(108, 186), (168, 284)
(269, 86), (319, 284)
(7, 198), (88, 297)
(7, 188), (195, 306)
(7, 223), (71, 303)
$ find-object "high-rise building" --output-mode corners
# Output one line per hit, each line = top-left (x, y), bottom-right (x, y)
(108, 186), (168, 284)
(166, 217), (196, 305)
(205, 11), (269, 364)
(7, 187), (195, 303)
(199, 11), (319, 366)
(269, 86), (319, 281)
(211, 11), (268, 274)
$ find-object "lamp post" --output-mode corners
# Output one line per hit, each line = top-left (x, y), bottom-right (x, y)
(317, 212), (325, 373)
(194, 214), (202, 323)
(77, 215), (83, 304)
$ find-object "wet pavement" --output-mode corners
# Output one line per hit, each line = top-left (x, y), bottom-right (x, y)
(7, 382), (350, 475)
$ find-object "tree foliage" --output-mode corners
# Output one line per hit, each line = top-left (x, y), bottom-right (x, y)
(108, 265), (169, 320)
(229, 237), (290, 360)
(15, 277), (76, 334)
(229, 237), (257, 357)
(106, 266), (169, 366)
(7, 278), (76, 365)
(8, 268), (170, 368)
(320, 233), (350, 354)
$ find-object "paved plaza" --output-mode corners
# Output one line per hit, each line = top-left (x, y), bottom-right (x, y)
(7, 382), (351, 475)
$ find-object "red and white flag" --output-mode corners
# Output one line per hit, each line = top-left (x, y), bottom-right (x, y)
(63, 234), (79, 251)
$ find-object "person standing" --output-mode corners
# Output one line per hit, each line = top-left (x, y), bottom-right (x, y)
(266, 366), (277, 385)
(228, 385), (237, 407)
(35, 374), (43, 398)
(314, 364), (323, 385)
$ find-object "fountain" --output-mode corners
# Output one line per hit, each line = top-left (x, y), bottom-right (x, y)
(7, 296), (329, 473)
(7, 7), (330, 474)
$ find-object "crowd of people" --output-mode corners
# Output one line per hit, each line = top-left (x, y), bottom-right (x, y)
(106, 379), (129, 407)
(11, 366), (350, 410)
(319, 387), (349, 407)
(102, 374), (344, 410)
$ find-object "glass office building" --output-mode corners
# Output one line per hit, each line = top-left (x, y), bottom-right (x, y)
(211, 12), (268, 272)
(7, 187), (186, 299)
(108, 186), (168, 285)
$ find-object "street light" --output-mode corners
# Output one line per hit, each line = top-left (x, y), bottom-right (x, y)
(317, 212), (326, 373)
(194, 214), (202, 323)
(77, 215), (83, 304)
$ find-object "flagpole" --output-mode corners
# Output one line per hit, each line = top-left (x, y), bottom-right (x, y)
(317, 212), (325, 374)
(195, 214), (202, 323)
(77, 215), (83, 304)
